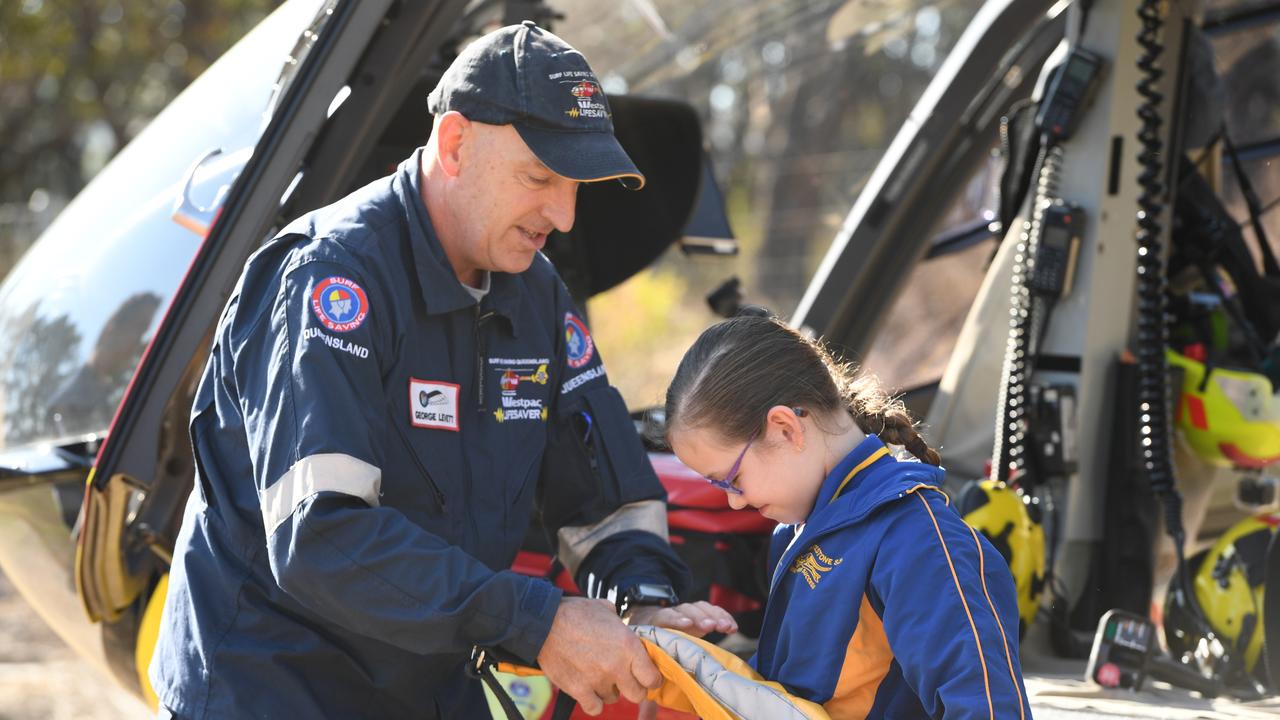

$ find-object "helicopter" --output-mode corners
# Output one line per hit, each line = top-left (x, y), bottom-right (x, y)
(2, 0), (1280, 717)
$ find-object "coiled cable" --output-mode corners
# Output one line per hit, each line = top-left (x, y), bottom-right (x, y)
(1132, 0), (1239, 680)
(1134, 0), (1184, 555)
(992, 144), (1064, 486)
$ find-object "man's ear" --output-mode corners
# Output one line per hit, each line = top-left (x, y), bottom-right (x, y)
(766, 405), (805, 452)
(435, 111), (469, 178)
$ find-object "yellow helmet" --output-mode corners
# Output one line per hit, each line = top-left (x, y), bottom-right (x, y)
(958, 480), (1046, 635)
(1164, 512), (1279, 677)
(1167, 348), (1280, 469)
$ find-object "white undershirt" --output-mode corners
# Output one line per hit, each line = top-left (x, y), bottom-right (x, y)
(462, 271), (491, 302)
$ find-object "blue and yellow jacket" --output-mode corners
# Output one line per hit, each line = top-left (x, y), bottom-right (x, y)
(754, 436), (1030, 719)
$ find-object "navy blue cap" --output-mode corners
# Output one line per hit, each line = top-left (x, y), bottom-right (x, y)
(428, 21), (645, 190)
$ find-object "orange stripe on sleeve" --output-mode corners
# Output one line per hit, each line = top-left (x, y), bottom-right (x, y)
(914, 492), (994, 720)
(966, 524), (1026, 720)
(824, 595), (895, 720)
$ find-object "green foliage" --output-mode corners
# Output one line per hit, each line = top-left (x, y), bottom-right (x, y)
(0, 0), (280, 204)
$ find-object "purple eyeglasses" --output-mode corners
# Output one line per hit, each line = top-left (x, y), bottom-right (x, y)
(705, 429), (759, 495)
(704, 408), (806, 495)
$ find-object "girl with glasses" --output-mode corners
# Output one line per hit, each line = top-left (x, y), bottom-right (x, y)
(664, 315), (1029, 719)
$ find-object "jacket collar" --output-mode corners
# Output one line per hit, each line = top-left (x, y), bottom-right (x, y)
(811, 435), (895, 511)
(769, 436), (946, 594)
(393, 148), (524, 334)
(803, 430), (947, 532)
(805, 434), (943, 532)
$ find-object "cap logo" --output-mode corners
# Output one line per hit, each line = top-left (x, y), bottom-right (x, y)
(549, 71), (608, 121)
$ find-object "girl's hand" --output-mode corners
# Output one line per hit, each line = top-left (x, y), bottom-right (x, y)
(625, 600), (738, 637)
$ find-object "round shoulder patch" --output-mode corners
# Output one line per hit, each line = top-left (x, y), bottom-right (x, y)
(311, 276), (369, 332)
(564, 312), (595, 369)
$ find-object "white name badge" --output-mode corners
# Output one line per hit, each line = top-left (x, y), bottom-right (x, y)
(409, 379), (460, 432)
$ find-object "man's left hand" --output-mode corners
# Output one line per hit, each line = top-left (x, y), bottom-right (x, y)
(625, 601), (737, 637)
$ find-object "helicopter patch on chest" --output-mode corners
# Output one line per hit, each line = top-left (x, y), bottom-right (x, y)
(488, 357), (551, 424)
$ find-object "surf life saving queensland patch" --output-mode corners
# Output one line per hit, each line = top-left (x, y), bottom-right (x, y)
(409, 379), (460, 431)
(564, 312), (594, 369)
(311, 276), (368, 332)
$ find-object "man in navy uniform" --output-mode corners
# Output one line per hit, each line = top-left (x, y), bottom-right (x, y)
(152, 21), (734, 719)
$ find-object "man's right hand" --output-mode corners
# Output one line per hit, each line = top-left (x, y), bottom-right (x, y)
(536, 597), (662, 716)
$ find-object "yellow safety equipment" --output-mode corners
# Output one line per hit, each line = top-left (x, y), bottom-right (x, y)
(1168, 349), (1280, 469)
(1164, 512), (1279, 675)
(959, 480), (1046, 635)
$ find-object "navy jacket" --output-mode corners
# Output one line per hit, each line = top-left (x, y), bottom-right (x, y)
(151, 149), (688, 719)
(754, 437), (1030, 719)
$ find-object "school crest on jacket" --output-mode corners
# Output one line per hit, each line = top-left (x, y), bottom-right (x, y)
(790, 544), (842, 589)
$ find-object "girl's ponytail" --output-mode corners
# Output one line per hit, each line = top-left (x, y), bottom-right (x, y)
(879, 413), (942, 466)
(840, 373), (942, 467)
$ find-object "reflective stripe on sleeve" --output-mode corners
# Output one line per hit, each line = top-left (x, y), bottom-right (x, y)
(556, 500), (668, 578)
(261, 453), (382, 536)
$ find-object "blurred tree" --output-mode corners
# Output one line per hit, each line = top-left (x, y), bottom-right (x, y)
(0, 0), (280, 206)
(0, 302), (81, 447)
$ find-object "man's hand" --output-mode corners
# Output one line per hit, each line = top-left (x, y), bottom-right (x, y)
(626, 601), (738, 637)
(537, 597), (662, 716)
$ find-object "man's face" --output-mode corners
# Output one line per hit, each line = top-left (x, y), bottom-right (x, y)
(449, 122), (580, 276)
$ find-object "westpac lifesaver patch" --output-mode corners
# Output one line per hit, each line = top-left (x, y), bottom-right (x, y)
(311, 276), (368, 332)
(564, 312), (594, 369)
(409, 379), (459, 431)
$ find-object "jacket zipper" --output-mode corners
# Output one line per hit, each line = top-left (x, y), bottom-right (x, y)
(474, 306), (495, 412)
(771, 525), (805, 590)
(390, 416), (447, 510)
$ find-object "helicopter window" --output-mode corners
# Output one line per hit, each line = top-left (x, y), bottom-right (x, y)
(0, 0), (328, 452)
(1220, 153), (1280, 271)
(1209, 16), (1280, 269)
(856, 144), (1001, 399)
(1204, 1), (1280, 33)
(1211, 17), (1280, 147)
